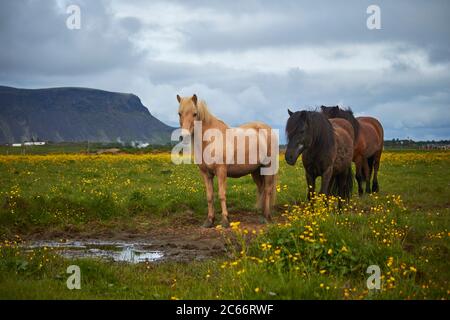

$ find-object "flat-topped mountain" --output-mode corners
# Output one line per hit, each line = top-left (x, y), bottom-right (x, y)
(0, 86), (173, 144)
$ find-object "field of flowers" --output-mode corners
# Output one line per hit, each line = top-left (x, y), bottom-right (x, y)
(0, 150), (449, 299)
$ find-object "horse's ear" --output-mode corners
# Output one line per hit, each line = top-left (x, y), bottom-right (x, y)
(288, 109), (294, 116)
(192, 94), (198, 105)
(177, 94), (181, 103)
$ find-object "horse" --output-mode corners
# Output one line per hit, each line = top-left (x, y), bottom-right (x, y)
(321, 106), (384, 195)
(177, 94), (278, 228)
(285, 109), (354, 202)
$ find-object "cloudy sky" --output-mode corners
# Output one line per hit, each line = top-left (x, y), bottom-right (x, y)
(1, 0), (449, 141)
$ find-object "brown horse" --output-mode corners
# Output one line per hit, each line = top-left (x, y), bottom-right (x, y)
(177, 94), (278, 228)
(285, 109), (354, 201)
(321, 106), (384, 195)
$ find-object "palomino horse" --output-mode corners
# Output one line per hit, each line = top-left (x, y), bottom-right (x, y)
(285, 110), (354, 201)
(321, 106), (384, 195)
(177, 94), (278, 228)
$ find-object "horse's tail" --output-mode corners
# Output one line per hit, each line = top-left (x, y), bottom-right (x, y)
(330, 166), (353, 201)
(367, 155), (375, 174)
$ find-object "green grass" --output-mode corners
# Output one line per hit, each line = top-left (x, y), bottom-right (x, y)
(0, 150), (449, 299)
(0, 142), (173, 155)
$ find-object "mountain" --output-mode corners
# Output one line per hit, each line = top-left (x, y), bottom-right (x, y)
(0, 86), (174, 144)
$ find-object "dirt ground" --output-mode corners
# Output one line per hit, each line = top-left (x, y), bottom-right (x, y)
(20, 212), (278, 262)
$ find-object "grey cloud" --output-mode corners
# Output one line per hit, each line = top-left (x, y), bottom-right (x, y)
(120, 16), (143, 33)
(177, 0), (450, 56)
(0, 0), (449, 141)
(0, 0), (144, 77)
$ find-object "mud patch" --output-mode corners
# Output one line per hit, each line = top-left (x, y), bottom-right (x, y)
(22, 237), (227, 264)
(18, 212), (274, 264)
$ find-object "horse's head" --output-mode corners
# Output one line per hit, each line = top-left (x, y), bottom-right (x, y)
(285, 109), (312, 166)
(177, 94), (199, 136)
(321, 105), (340, 118)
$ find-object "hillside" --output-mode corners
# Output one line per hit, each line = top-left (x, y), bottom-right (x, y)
(0, 86), (173, 144)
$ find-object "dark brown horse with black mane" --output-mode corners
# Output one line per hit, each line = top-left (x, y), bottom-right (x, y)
(321, 106), (384, 195)
(285, 110), (354, 201)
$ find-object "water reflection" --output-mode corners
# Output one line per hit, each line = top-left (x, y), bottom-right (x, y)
(24, 240), (164, 263)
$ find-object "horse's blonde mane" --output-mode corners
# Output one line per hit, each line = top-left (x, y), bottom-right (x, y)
(196, 100), (214, 124)
(198, 100), (229, 127)
(180, 96), (227, 126)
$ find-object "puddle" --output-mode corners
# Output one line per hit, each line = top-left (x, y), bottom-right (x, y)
(22, 234), (227, 264)
(24, 240), (164, 263)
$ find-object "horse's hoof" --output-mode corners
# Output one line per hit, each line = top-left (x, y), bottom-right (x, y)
(202, 219), (214, 228)
(221, 219), (230, 228)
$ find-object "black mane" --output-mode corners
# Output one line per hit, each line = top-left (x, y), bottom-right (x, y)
(322, 106), (360, 139)
(338, 107), (359, 139)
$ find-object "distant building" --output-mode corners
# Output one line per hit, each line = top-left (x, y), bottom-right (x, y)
(12, 143), (22, 147)
(420, 144), (450, 150)
(23, 141), (46, 146)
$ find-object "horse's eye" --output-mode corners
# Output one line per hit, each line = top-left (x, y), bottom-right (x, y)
(193, 113), (198, 117)
(178, 112), (181, 117)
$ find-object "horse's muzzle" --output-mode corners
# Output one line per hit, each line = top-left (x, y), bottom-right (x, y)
(285, 144), (304, 166)
(285, 153), (297, 166)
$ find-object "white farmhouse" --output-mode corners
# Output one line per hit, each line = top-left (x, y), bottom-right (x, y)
(23, 141), (46, 146)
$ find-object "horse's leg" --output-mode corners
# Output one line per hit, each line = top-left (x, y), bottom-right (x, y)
(251, 171), (264, 212)
(319, 167), (333, 196)
(200, 170), (215, 228)
(372, 150), (382, 193)
(338, 166), (353, 204)
(335, 173), (344, 210)
(354, 155), (364, 196)
(305, 171), (316, 201)
(216, 166), (230, 228)
(363, 157), (372, 194)
(319, 167), (333, 210)
(262, 174), (274, 223)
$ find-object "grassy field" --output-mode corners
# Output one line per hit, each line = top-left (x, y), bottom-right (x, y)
(0, 150), (449, 299)
(0, 142), (173, 155)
